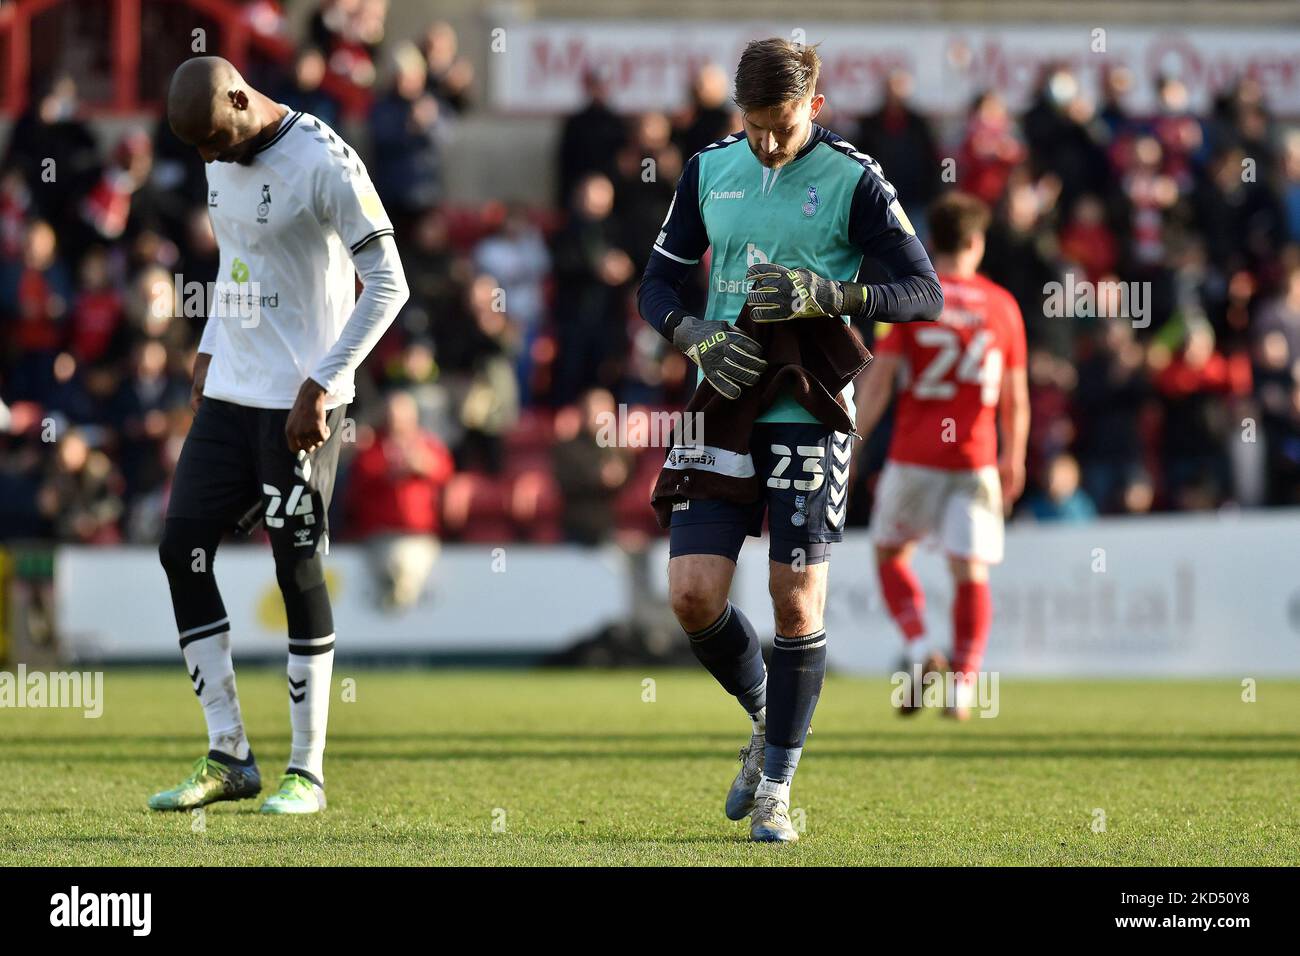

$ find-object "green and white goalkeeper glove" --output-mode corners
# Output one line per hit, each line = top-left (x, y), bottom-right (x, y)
(669, 313), (768, 400)
(745, 262), (846, 322)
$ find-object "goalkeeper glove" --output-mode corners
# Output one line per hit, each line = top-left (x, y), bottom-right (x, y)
(746, 262), (847, 322)
(669, 313), (768, 400)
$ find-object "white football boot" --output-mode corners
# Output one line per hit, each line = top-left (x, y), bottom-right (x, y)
(749, 776), (798, 843)
(725, 730), (765, 820)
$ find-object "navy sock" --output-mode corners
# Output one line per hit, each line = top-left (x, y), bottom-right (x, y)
(764, 629), (828, 784)
(209, 747), (256, 768)
(286, 766), (324, 789)
(686, 603), (767, 716)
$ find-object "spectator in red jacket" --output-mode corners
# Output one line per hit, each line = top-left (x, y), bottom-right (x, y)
(68, 247), (125, 366)
(956, 91), (1026, 207)
(1, 219), (75, 403)
(1152, 317), (1253, 508)
(1059, 193), (1118, 284)
(344, 389), (455, 609)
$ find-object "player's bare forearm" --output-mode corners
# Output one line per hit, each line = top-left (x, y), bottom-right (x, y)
(190, 352), (213, 412)
(286, 377), (330, 454)
(998, 367), (1030, 506)
(854, 351), (898, 439)
(1000, 367), (1030, 463)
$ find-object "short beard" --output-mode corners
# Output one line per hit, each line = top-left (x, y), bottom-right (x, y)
(749, 142), (792, 169)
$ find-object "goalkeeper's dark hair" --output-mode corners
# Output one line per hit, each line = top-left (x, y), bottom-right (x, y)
(733, 38), (821, 112)
(927, 191), (992, 255)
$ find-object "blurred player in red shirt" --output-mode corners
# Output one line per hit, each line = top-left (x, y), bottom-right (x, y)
(854, 192), (1030, 718)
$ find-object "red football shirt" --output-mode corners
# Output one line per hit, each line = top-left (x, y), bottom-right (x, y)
(874, 272), (1026, 471)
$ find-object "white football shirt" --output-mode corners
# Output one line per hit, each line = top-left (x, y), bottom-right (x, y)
(199, 108), (396, 410)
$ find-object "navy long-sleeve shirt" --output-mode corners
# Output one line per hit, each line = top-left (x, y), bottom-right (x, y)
(637, 124), (943, 337)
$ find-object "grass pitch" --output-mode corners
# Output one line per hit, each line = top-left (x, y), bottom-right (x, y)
(1, 669), (1296, 866)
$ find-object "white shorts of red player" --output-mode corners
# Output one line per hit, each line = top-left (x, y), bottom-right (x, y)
(870, 461), (1004, 564)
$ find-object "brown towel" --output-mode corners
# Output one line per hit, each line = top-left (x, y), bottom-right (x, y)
(650, 306), (872, 528)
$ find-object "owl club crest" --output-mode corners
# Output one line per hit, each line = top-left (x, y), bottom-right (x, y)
(802, 184), (820, 217)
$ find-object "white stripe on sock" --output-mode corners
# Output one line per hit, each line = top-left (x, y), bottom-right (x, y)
(288, 633), (336, 648)
(179, 616), (229, 638)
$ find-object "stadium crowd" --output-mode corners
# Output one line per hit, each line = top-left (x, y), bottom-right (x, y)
(2, 6), (1300, 556)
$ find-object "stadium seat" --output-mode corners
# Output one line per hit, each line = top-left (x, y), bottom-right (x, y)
(509, 470), (564, 543)
(441, 473), (514, 543)
(615, 450), (667, 536)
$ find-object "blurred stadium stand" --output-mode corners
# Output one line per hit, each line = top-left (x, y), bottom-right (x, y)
(1, 0), (1299, 554)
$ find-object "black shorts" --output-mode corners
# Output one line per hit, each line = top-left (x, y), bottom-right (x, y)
(167, 397), (348, 553)
(668, 422), (852, 565)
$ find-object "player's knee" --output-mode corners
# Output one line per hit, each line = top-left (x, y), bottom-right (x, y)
(877, 545), (908, 568)
(275, 550), (326, 595)
(948, 557), (988, 583)
(273, 550), (333, 640)
(772, 601), (821, 637)
(770, 584), (824, 636)
(769, 561), (826, 636)
(157, 534), (185, 578)
(158, 520), (215, 579)
(669, 579), (727, 633)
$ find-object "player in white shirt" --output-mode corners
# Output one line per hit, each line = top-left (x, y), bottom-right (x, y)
(148, 57), (409, 815)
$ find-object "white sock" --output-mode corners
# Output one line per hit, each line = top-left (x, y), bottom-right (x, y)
(749, 706), (767, 736)
(287, 637), (335, 783)
(756, 776), (790, 802)
(954, 673), (977, 710)
(180, 625), (249, 761)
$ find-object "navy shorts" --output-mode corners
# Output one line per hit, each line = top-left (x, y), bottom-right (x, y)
(668, 422), (853, 565)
